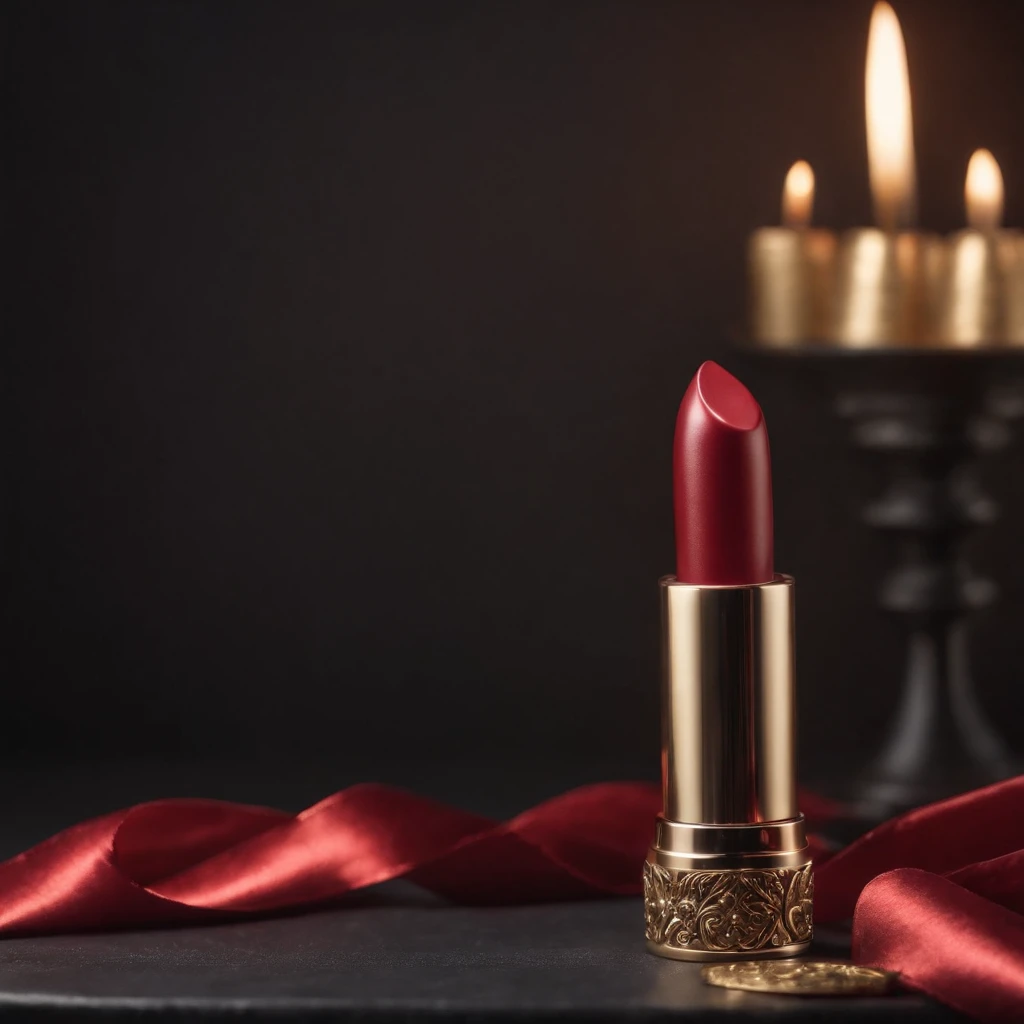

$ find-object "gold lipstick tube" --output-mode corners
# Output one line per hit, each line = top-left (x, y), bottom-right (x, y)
(645, 574), (812, 962)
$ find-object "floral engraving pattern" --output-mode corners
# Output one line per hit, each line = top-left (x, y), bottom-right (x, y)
(644, 861), (813, 952)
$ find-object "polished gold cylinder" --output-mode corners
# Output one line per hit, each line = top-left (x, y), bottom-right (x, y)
(831, 229), (941, 346)
(661, 576), (796, 823)
(748, 228), (836, 346)
(646, 575), (812, 962)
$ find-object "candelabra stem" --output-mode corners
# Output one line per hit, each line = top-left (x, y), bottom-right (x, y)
(837, 380), (1017, 820)
(864, 620), (1013, 813)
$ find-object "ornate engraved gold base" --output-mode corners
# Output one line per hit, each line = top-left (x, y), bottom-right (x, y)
(644, 819), (813, 962)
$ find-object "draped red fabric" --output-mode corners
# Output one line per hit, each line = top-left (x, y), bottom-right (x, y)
(832, 775), (1024, 1024)
(0, 783), (663, 935)
(1, 777), (1023, 1020)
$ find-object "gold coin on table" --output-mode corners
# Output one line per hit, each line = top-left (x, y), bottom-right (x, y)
(701, 961), (901, 997)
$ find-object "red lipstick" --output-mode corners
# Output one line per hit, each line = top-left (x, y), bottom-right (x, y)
(673, 361), (773, 585)
(645, 362), (812, 963)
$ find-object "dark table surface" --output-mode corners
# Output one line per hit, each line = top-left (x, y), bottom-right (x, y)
(0, 900), (963, 1022)
(0, 759), (964, 1022)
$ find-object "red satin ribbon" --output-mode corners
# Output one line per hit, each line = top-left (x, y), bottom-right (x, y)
(0, 782), (663, 935)
(833, 775), (1024, 1023)
(1, 777), (1022, 1021)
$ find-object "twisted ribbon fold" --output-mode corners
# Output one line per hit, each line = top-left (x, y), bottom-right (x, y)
(1, 776), (1023, 1021)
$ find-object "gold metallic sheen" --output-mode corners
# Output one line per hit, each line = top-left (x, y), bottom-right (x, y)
(650, 941), (811, 963)
(644, 861), (812, 959)
(937, 231), (1009, 346)
(702, 961), (901, 997)
(748, 228), (836, 346)
(648, 575), (810, 962)
(1003, 234), (1024, 345)
(660, 575), (796, 824)
(831, 229), (942, 347)
(652, 818), (806, 858)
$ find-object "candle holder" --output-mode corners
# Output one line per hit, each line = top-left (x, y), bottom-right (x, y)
(747, 345), (1023, 826)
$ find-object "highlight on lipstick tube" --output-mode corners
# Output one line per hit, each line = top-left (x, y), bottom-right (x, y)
(646, 362), (812, 962)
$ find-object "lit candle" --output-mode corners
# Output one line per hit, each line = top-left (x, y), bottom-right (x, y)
(782, 160), (815, 229)
(865, 0), (916, 232)
(965, 148), (1003, 232)
(966, 149), (1024, 346)
(833, 1), (939, 346)
(748, 161), (836, 345)
(940, 149), (1021, 345)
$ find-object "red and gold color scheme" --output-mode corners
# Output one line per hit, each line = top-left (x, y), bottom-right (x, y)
(646, 362), (812, 961)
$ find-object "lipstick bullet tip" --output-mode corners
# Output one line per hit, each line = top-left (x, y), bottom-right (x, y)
(693, 362), (762, 432)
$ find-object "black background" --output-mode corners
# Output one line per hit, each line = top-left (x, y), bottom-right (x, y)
(7, 0), (1024, 799)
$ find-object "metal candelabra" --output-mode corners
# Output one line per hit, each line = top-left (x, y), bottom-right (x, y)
(753, 348), (1023, 824)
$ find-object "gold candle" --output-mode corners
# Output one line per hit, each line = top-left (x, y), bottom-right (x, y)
(833, 230), (941, 347)
(939, 150), (1014, 346)
(833, 2), (937, 346)
(1004, 236), (1024, 345)
(749, 161), (836, 346)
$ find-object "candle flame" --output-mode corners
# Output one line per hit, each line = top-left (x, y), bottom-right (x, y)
(782, 161), (815, 229)
(865, 1), (917, 231)
(965, 149), (1003, 231)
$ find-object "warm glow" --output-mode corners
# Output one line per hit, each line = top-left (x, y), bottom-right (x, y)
(865, 2), (916, 231)
(965, 149), (1003, 231)
(781, 160), (815, 229)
